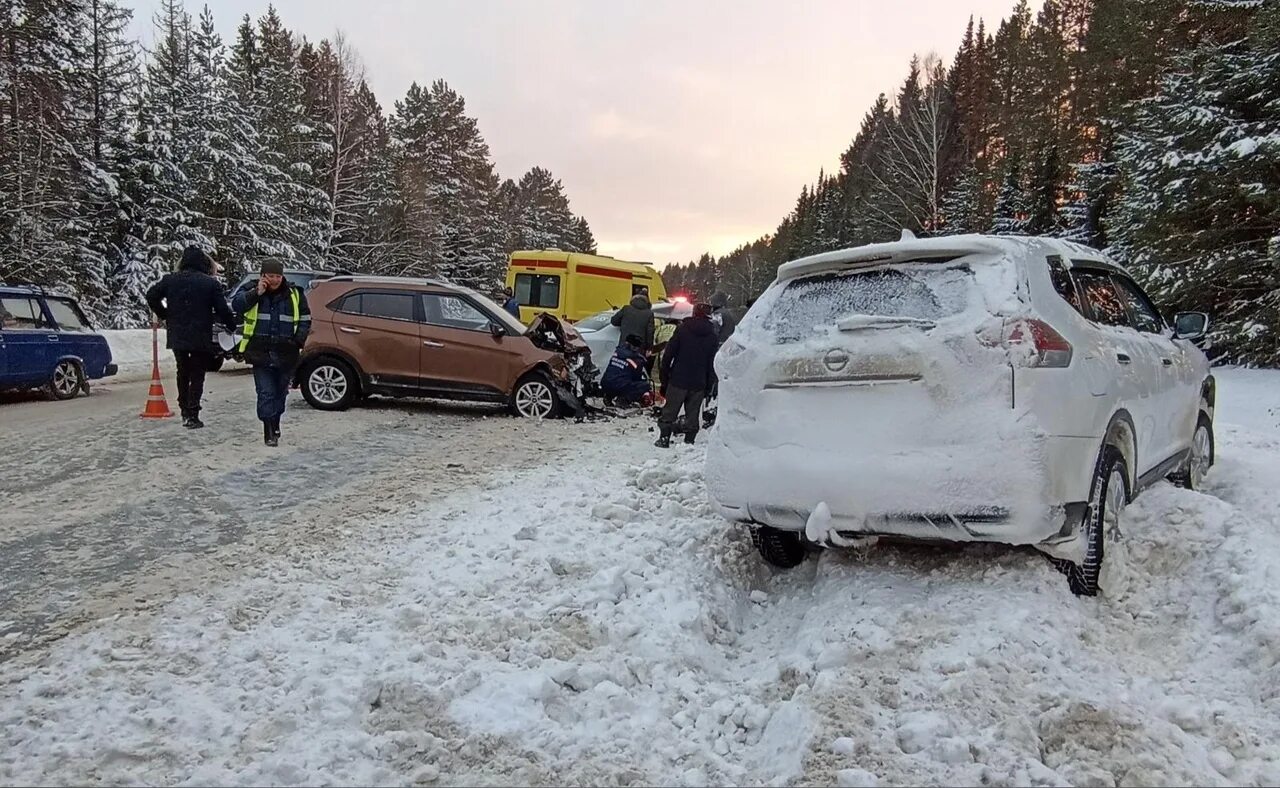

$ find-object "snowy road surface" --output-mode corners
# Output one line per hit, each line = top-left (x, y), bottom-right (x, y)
(3, 369), (1280, 786)
(0, 371), (575, 663)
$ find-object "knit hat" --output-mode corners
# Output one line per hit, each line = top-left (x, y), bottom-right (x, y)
(180, 246), (213, 274)
(694, 302), (713, 319)
(260, 260), (285, 276)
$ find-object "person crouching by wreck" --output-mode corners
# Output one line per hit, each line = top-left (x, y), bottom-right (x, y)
(602, 334), (654, 408)
(232, 261), (310, 447)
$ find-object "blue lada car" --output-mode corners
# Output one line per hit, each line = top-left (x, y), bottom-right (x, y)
(0, 285), (116, 399)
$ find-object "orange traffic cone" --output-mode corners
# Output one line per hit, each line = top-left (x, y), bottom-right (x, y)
(140, 325), (174, 419)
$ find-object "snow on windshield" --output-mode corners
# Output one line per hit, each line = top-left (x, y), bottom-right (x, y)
(763, 265), (974, 343)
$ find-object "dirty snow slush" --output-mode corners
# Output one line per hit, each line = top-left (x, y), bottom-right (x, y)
(3, 369), (1280, 786)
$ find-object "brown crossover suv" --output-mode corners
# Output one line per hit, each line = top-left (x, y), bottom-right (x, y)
(298, 276), (598, 417)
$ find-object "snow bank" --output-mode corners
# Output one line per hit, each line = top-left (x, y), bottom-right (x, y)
(102, 329), (170, 381)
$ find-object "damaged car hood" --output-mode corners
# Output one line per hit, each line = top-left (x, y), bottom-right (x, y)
(527, 313), (590, 354)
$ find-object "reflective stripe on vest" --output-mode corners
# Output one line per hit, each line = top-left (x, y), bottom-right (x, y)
(238, 288), (301, 352)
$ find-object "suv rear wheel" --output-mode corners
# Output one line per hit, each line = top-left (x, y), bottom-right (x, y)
(301, 357), (359, 411)
(511, 372), (559, 418)
(1063, 446), (1129, 597)
(48, 360), (84, 400)
(752, 526), (808, 569)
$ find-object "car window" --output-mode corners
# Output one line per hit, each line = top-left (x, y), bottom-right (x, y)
(1111, 275), (1166, 334)
(421, 294), (492, 332)
(1072, 269), (1131, 328)
(0, 296), (50, 329)
(285, 273), (314, 291)
(763, 264), (974, 343)
(340, 291), (415, 321)
(45, 298), (92, 331)
(515, 273), (560, 309)
(1047, 256), (1085, 316)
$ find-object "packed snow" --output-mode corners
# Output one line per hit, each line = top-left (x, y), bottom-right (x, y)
(2, 369), (1280, 785)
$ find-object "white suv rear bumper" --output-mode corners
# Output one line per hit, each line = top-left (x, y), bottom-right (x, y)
(708, 434), (1100, 549)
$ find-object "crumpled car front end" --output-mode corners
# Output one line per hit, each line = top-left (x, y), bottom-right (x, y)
(527, 313), (604, 415)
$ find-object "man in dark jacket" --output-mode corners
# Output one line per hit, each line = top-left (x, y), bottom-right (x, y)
(601, 334), (653, 407)
(232, 260), (311, 447)
(709, 291), (738, 346)
(610, 293), (655, 352)
(501, 287), (521, 319)
(145, 246), (237, 429)
(656, 302), (719, 447)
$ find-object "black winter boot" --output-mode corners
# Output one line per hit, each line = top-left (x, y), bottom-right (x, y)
(263, 420), (278, 447)
(655, 429), (672, 449)
(188, 411), (205, 429)
(271, 416), (281, 439)
(684, 428), (698, 445)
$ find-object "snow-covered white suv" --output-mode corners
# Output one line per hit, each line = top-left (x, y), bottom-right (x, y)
(706, 234), (1215, 596)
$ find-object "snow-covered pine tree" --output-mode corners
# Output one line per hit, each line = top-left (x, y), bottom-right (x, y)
(387, 81), (439, 276)
(253, 7), (330, 267)
(63, 0), (139, 317)
(567, 216), (597, 254)
(1112, 1), (1280, 364)
(939, 167), (983, 235)
(126, 0), (210, 279)
(0, 0), (87, 291)
(333, 78), (397, 272)
(991, 160), (1030, 235)
(514, 166), (576, 251)
(1026, 143), (1064, 235)
(1057, 158), (1117, 248)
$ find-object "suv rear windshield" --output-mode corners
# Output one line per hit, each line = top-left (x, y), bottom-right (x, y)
(764, 264), (974, 343)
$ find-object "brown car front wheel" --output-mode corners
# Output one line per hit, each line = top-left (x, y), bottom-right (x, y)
(301, 357), (359, 411)
(510, 372), (560, 418)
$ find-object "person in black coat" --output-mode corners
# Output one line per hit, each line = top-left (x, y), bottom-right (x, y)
(145, 246), (237, 429)
(656, 302), (719, 447)
(610, 292), (655, 352)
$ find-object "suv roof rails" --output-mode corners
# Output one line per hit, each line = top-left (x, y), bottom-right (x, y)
(324, 274), (452, 288)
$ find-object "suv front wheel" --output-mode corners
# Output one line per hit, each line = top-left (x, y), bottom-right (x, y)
(511, 372), (560, 418)
(300, 357), (359, 411)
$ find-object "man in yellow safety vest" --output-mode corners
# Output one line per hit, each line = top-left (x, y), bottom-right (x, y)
(232, 260), (311, 446)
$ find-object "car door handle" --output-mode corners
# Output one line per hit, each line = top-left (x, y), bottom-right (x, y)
(1116, 352), (1132, 365)
(1162, 358), (1173, 366)
(47, 335), (59, 341)
(423, 340), (445, 348)
(339, 326), (361, 334)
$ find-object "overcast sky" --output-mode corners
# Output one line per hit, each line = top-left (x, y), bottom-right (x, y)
(131, 0), (1023, 267)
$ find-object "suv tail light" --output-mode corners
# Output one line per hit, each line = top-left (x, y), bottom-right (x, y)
(1001, 317), (1073, 368)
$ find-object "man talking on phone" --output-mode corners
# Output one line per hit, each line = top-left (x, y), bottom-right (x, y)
(232, 261), (311, 446)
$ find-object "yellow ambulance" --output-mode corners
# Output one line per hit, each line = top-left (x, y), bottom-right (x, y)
(505, 250), (668, 324)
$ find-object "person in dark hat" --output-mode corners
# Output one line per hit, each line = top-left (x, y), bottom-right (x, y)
(232, 261), (310, 446)
(145, 245), (237, 429)
(708, 291), (738, 347)
(656, 302), (719, 447)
